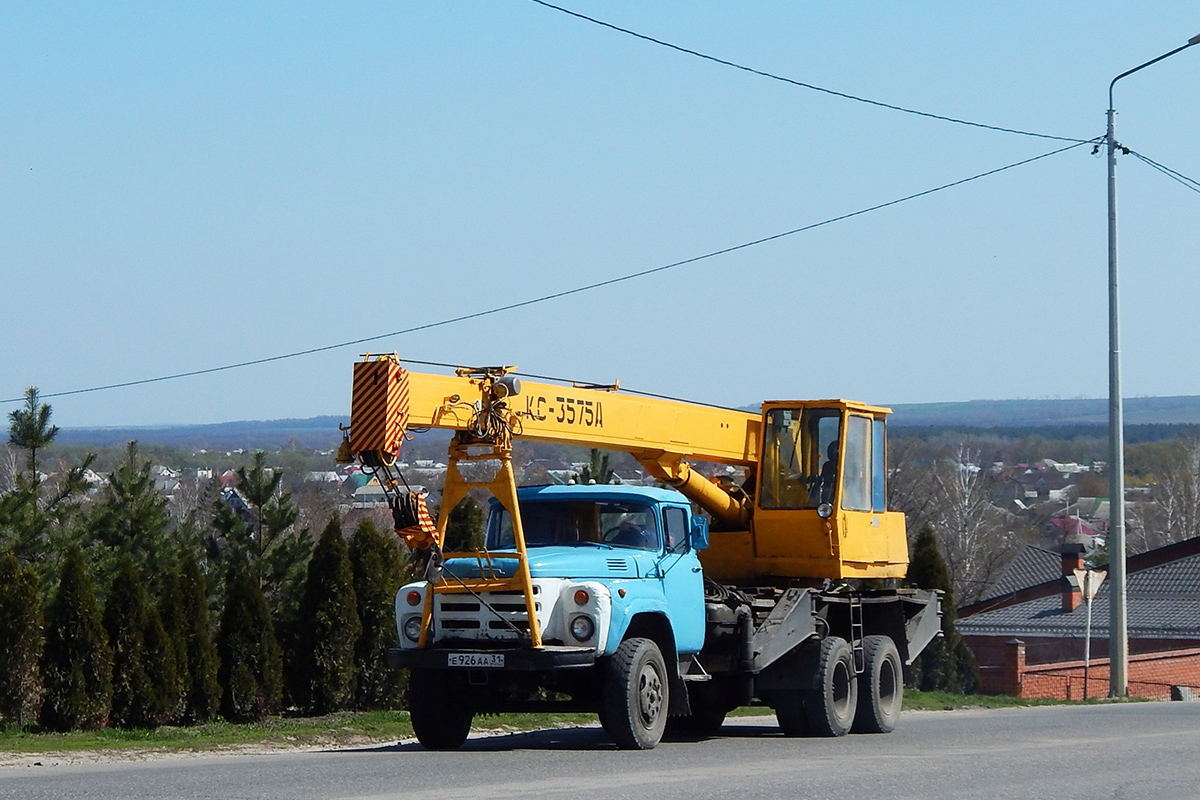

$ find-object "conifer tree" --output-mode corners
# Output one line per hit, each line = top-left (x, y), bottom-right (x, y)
(141, 600), (183, 726)
(444, 495), (485, 552)
(104, 556), (152, 728)
(162, 547), (221, 723)
(905, 523), (980, 693)
(90, 442), (172, 582)
(212, 451), (312, 622)
(578, 448), (614, 485)
(2, 387), (95, 570)
(217, 555), (283, 721)
(0, 552), (43, 727)
(7, 387), (58, 475)
(350, 518), (408, 709)
(41, 547), (112, 731)
(156, 565), (189, 722)
(105, 556), (179, 728)
(297, 518), (361, 714)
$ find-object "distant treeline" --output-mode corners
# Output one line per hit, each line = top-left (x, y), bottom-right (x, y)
(893, 423), (1200, 446)
(888, 395), (1200, 428)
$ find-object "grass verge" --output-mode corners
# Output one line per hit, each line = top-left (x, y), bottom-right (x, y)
(899, 689), (1147, 711)
(0, 712), (417, 755)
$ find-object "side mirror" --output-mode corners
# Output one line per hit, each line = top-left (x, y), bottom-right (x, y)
(689, 515), (710, 551)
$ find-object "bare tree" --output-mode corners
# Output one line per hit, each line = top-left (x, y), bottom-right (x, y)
(888, 436), (939, 535)
(0, 446), (18, 494)
(1129, 436), (1200, 554)
(928, 446), (1015, 605)
(1158, 437), (1200, 543)
(170, 474), (218, 524)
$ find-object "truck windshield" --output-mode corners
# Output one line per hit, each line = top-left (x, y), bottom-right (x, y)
(486, 500), (661, 552)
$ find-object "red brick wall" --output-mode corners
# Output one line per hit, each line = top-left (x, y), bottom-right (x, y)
(966, 637), (1200, 700)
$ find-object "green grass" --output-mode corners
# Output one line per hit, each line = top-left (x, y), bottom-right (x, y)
(0, 712), (418, 754)
(0, 711), (608, 755)
(0, 691), (1147, 755)
(901, 689), (1149, 711)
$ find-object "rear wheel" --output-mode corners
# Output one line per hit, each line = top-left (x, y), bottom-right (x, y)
(852, 635), (903, 734)
(802, 636), (857, 737)
(408, 669), (474, 750)
(601, 638), (669, 750)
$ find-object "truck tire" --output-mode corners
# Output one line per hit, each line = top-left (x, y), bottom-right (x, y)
(601, 637), (669, 750)
(852, 635), (903, 734)
(672, 705), (727, 736)
(408, 669), (474, 750)
(667, 682), (729, 736)
(802, 636), (857, 737)
(773, 689), (809, 737)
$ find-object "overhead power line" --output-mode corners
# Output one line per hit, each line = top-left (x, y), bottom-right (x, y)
(527, 0), (1088, 144)
(1, 138), (1095, 406)
(1128, 150), (1200, 196)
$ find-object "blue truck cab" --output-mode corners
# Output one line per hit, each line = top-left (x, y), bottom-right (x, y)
(389, 484), (714, 749)
(393, 484), (709, 663)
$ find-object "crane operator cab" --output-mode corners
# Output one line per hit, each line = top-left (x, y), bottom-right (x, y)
(715, 400), (909, 581)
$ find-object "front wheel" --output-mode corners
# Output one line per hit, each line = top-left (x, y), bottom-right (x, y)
(773, 688), (808, 737)
(601, 638), (669, 750)
(408, 669), (474, 750)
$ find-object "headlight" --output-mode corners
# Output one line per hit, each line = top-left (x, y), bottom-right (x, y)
(402, 615), (423, 642)
(569, 615), (595, 642)
(817, 502), (834, 519)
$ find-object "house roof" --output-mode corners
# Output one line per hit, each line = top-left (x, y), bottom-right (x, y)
(958, 538), (1200, 640)
(977, 545), (1062, 603)
(341, 473), (372, 490)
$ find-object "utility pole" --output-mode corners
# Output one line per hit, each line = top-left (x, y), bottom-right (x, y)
(1105, 31), (1200, 697)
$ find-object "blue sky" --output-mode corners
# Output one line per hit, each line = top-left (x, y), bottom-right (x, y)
(3, 2), (1198, 427)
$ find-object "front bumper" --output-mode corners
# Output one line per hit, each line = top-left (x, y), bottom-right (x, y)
(387, 645), (597, 670)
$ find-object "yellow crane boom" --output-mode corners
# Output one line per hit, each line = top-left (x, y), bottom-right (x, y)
(345, 355), (908, 584)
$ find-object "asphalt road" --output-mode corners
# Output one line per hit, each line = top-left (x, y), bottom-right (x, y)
(4, 703), (1200, 800)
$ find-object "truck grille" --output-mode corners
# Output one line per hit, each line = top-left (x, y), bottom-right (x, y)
(434, 588), (544, 641)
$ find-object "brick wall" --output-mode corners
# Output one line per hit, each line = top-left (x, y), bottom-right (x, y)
(968, 637), (1200, 700)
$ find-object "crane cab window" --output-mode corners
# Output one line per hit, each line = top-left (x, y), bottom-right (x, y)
(842, 415), (871, 511)
(873, 417), (887, 512)
(842, 414), (888, 513)
(759, 408), (841, 510)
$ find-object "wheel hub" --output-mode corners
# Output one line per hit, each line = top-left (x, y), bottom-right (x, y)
(638, 664), (663, 723)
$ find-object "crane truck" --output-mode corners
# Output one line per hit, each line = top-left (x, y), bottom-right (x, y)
(340, 355), (942, 750)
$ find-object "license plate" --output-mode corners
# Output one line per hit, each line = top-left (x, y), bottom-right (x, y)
(447, 652), (505, 668)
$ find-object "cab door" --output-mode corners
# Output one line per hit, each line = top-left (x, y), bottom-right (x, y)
(658, 504), (705, 654)
(837, 414), (905, 570)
